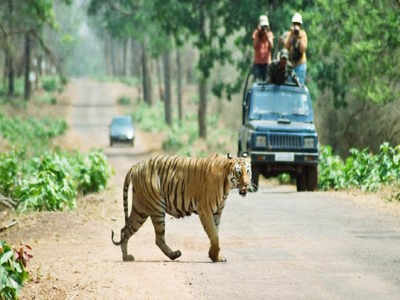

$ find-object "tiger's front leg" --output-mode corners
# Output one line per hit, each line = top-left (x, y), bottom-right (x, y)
(199, 212), (227, 262)
(151, 215), (181, 260)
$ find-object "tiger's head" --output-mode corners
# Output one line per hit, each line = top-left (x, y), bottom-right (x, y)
(227, 153), (252, 196)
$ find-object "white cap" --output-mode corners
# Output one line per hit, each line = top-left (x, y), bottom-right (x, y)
(292, 12), (303, 24)
(259, 15), (269, 27)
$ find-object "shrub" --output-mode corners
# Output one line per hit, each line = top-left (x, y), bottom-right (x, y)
(74, 150), (112, 195)
(0, 241), (31, 300)
(41, 77), (57, 92)
(318, 143), (400, 191)
(117, 96), (131, 106)
(0, 114), (67, 151)
(0, 150), (112, 212)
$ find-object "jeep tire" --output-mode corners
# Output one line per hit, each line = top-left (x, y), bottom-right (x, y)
(296, 172), (307, 192)
(306, 165), (318, 191)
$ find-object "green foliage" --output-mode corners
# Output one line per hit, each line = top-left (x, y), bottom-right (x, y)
(278, 173), (291, 184)
(306, 0), (400, 106)
(41, 77), (57, 92)
(37, 95), (57, 105)
(117, 96), (131, 106)
(0, 150), (111, 212)
(132, 101), (169, 132)
(319, 143), (400, 191)
(0, 241), (31, 300)
(0, 113), (67, 151)
(74, 150), (112, 195)
(0, 114), (111, 212)
(132, 101), (234, 156)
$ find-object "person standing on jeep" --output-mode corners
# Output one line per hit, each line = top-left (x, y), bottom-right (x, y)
(268, 49), (300, 86)
(284, 12), (308, 84)
(252, 15), (274, 81)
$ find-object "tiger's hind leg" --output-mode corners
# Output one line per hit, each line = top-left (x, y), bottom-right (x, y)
(121, 205), (148, 261)
(151, 215), (181, 260)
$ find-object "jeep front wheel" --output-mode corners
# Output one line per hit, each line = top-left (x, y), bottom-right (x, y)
(296, 172), (307, 192)
(306, 165), (318, 191)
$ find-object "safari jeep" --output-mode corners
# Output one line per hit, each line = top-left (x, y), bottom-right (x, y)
(238, 80), (319, 192)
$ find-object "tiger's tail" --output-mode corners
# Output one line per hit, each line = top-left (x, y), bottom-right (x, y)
(111, 167), (133, 246)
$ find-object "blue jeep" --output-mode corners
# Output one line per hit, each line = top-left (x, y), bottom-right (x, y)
(238, 80), (319, 192)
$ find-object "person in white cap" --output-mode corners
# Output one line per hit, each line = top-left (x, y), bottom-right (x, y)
(284, 12), (308, 84)
(252, 14), (274, 81)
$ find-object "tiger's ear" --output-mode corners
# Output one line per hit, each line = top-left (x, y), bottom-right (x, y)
(227, 153), (233, 159)
(241, 152), (248, 158)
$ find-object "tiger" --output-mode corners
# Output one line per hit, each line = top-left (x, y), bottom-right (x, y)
(111, 153), (251, 262)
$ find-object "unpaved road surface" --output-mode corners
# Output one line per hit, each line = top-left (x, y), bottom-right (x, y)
(2, 79), (400, 299)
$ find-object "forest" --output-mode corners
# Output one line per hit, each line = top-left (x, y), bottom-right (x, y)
(1, 0), (399, 154)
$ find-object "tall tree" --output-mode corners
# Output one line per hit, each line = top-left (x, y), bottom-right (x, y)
(163, 49), (172, 125)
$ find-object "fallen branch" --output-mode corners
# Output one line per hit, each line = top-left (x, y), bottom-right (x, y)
(0, 220), (17, 233)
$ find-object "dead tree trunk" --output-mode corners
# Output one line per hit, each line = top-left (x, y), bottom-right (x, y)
(163, 50), (172, 125)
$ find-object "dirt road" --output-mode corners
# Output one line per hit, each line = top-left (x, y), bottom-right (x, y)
(3, 79), (400, 299)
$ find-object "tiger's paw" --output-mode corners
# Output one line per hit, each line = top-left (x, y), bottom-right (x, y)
(210, 255), (227, 263)
(209, 247), (226, 262)
(170, 250), (182, 260)
(123, 254), (135, 262)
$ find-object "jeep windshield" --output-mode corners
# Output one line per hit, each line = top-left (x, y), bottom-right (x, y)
(249, 89), (313, 123)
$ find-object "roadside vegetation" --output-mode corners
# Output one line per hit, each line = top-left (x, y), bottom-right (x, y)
(0, 108), (111, 212)
(0, 241), (31, 300)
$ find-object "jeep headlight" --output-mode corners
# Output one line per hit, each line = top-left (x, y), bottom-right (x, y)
(304, 137), (315, 148)
(255, 135), (267, 147)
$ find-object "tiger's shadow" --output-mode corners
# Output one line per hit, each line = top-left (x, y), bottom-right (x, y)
(112, 259), (219, 264)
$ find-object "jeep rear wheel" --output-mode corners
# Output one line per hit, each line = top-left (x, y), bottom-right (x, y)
(306, 165), (318, 191)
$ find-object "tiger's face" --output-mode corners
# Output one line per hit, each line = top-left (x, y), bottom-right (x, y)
(229, 157), (252, 196)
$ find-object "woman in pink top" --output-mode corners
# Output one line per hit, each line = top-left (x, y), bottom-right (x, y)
(253, 15), (274, 82)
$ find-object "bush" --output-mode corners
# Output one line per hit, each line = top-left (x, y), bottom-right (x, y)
(318, 143), (400, 191)
(41, 77), (57, 92)
(117, 96), (131, 106)
(0, 114), (67, 151)
(74, 150), (112, 195)
(37, 95), (57, 105)
(0, 241), (31, 300)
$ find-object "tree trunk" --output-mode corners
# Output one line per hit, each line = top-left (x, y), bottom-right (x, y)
(156, 57), (164, 101)
(122, 39), (128, 77)
(7, 0), (14, 97)
(163, 50), (172, 125)
(198, 4), (208, 139)
(198, 76), (207, 138)
(141, 41), (153, 105)
(104, 34), (111, 75)
(110, 38), (117, 76)
(176, 49), (183, 123)
(24, 32), (31, 101)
